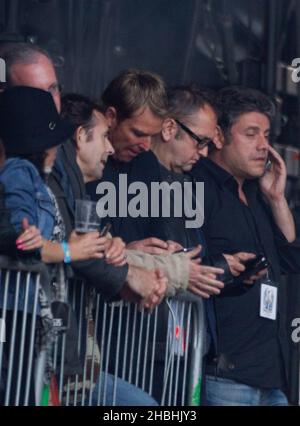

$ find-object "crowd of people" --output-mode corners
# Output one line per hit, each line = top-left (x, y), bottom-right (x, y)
(0, 42), (300, 406)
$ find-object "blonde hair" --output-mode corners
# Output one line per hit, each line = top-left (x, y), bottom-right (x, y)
(101, 69), (168, 120)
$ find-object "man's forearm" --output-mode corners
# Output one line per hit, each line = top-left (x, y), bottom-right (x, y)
(269, 197), (296, 242)
(126, 249), (189, 296)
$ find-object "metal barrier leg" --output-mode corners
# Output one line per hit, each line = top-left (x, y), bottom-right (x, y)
(4, 272), (21, 406)
(187, 298), (206, 406)
(34, 349), (47, 405)
(24, 274), (39, 406)
(15, 272), (30, 405)
(0, 269), (10, 399)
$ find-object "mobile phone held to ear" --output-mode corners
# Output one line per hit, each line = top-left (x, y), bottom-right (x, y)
(265, 156), (272, 172)
(236, 254), (269, 283)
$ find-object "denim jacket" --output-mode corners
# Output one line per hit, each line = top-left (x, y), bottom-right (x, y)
(0, 182), (18, 256)
(0, 158), (55, 312)
(0, 158), (55, 238)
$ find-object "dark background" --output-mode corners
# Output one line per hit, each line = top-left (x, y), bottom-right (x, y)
(0, 0), (300, 405)
(0, 2), (295, 92)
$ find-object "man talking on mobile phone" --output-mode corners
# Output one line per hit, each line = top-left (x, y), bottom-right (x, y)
(191, 86), (300, 406)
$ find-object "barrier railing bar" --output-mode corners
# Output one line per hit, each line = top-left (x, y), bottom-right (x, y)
(142, 312), (151, 391)
(135, 307), (144, 387)
(128, 304), (138, 384)
(102, 303), (115, 405)
(181, 302), (192, 405)
(149, 306), (158, 396)
(73, 282), (85, 406)
(0, 269), (10, 387)
(173, 300), (185, 406)
(86, 290), (99, 406)
(96, 296), (106, 406)
(187, 299), (205, 405)
(15, 272), (30, 405)
(5, 271), (21, 405)
(121, 302), (131, 381)
(25, 274), (40, 406)
(161, 299), (176, 406)
(112, 302), (124, 406)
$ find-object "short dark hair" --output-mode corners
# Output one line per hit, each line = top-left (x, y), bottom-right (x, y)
(167, 85), (217, 122)
(165, 85), (217, 140)
(61, 93), (103, 142)
(101, 69), (168, 121)
(216, 86), (275, 138)
(0, 42), (52, 85)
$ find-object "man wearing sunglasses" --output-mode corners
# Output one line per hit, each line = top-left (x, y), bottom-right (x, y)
(152, 96), (215, 174)
(94, 85), (260, 402)
(147, 85), (256, 284)
(92, 85), (256, 298)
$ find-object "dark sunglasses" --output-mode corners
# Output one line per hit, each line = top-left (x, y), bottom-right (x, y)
(175, 119), (213, 149)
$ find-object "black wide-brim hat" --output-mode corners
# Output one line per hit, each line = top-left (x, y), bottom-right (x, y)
(0, 86), (75, 155)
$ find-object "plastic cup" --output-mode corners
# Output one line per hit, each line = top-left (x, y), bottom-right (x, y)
(75, 199), (101, 233)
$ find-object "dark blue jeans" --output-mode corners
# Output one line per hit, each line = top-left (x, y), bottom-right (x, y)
(90, 374), (158, 406)
(205, 375), (288, 406)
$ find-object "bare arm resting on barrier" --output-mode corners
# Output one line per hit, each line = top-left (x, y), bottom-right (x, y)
(15, 216), (127, 266)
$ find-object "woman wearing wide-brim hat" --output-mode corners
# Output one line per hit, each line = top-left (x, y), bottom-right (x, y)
(0, 137), (43, 257)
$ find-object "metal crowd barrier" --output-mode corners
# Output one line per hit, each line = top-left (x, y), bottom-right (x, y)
(0, 256), (45, 406)
(58, 280), (207, 406)
(0, 256), (207, 406)
(2, 254), (300, 407)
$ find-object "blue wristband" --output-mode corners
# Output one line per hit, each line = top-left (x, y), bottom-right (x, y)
(61, 241), (71, 264)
